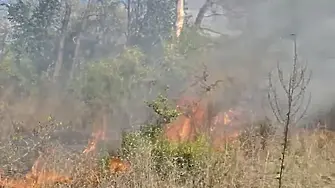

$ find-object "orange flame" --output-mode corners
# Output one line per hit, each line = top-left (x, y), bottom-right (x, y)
(82, 126), (131, 175)
(164, 97), (205, 142)
(0, 149), (72, 188)
(213, 109), (234, 126)
(108, 157), (131, 174)
(164, 96), (241, 145)
(83, 129), (106, 154)
(0, 177), (35, 188)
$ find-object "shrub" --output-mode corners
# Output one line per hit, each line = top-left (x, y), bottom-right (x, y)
(120, 93), (211, 183)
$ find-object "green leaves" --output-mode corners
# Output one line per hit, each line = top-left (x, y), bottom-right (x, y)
(146, 93), (181, 124)
(6, 0), (62, 74)
(127, 0), (177, 49)
(73, 46), (149, 106)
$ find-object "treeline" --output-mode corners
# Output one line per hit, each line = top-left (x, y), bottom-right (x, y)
(0, 0), (228, 110)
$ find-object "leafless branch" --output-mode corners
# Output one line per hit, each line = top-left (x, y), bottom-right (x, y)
(268, 34), (311, 188)
(194, 0), (212, 28)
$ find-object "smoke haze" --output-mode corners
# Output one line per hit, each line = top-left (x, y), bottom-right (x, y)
(1, 0), (335, 149)
(185, 0), (335, 120)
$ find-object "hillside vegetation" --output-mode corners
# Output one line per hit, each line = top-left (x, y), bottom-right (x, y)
(0, 1), (334, 188)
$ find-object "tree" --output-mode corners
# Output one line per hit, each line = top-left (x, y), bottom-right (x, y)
(69, 0), (93, 80)
(53, 0), (71, 82)
(267, 34), (311, 188)
(3, 0), (62, 75)
(125, 0), (178, 49)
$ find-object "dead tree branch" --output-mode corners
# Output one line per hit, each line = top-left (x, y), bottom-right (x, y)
(194, 0), (213, 28)
(268, 34), (311, 188)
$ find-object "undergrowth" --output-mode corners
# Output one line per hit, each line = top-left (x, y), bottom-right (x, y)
(0, 94), (334, 188)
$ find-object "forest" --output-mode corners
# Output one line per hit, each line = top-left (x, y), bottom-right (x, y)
(0, 0), (334, 187)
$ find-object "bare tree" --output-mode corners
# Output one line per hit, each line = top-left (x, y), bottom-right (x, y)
(267, 34), (311, 188)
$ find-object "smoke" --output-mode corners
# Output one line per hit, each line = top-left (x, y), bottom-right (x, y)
(2, 0), (335, 153)
(186, 0), (335, 120)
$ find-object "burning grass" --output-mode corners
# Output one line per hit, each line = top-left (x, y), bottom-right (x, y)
(0, 95), (334, 188)
(1, 126), (334, 188)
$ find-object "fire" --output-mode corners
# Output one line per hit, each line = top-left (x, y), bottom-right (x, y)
(164, 97), (205, 142)
(0, 177), (34, 188)
(0, 171), (72, 188)
(165, 115), (194, 142)
(0, 96), (243, 187)
(83, 128), (106, 154)
(28, 149), (72, 185)
(25, 171), (72, 185)
(108, 157), (131, 174)
(0, 149), (72, 188)
(213, 109), (235, 126)
(224, 109), (234, 125)
(83, 127), (131, 174)
(164, 96), (241, 145)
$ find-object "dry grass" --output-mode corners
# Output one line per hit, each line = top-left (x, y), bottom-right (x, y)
(1, 125), (334, 188)
(0, 93), (334, 188)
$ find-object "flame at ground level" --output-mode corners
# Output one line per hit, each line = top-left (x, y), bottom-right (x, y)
(83, 128), (106, 154)
(0, 149), (72, 188)
(164, 96), (241, 146)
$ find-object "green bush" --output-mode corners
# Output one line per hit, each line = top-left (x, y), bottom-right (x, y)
(120, 93), (212, 181)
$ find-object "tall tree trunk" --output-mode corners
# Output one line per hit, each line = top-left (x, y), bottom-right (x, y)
(176, 0), (185, 38)
(53, 1), (71, 82)
(69, 0), (92, 80)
